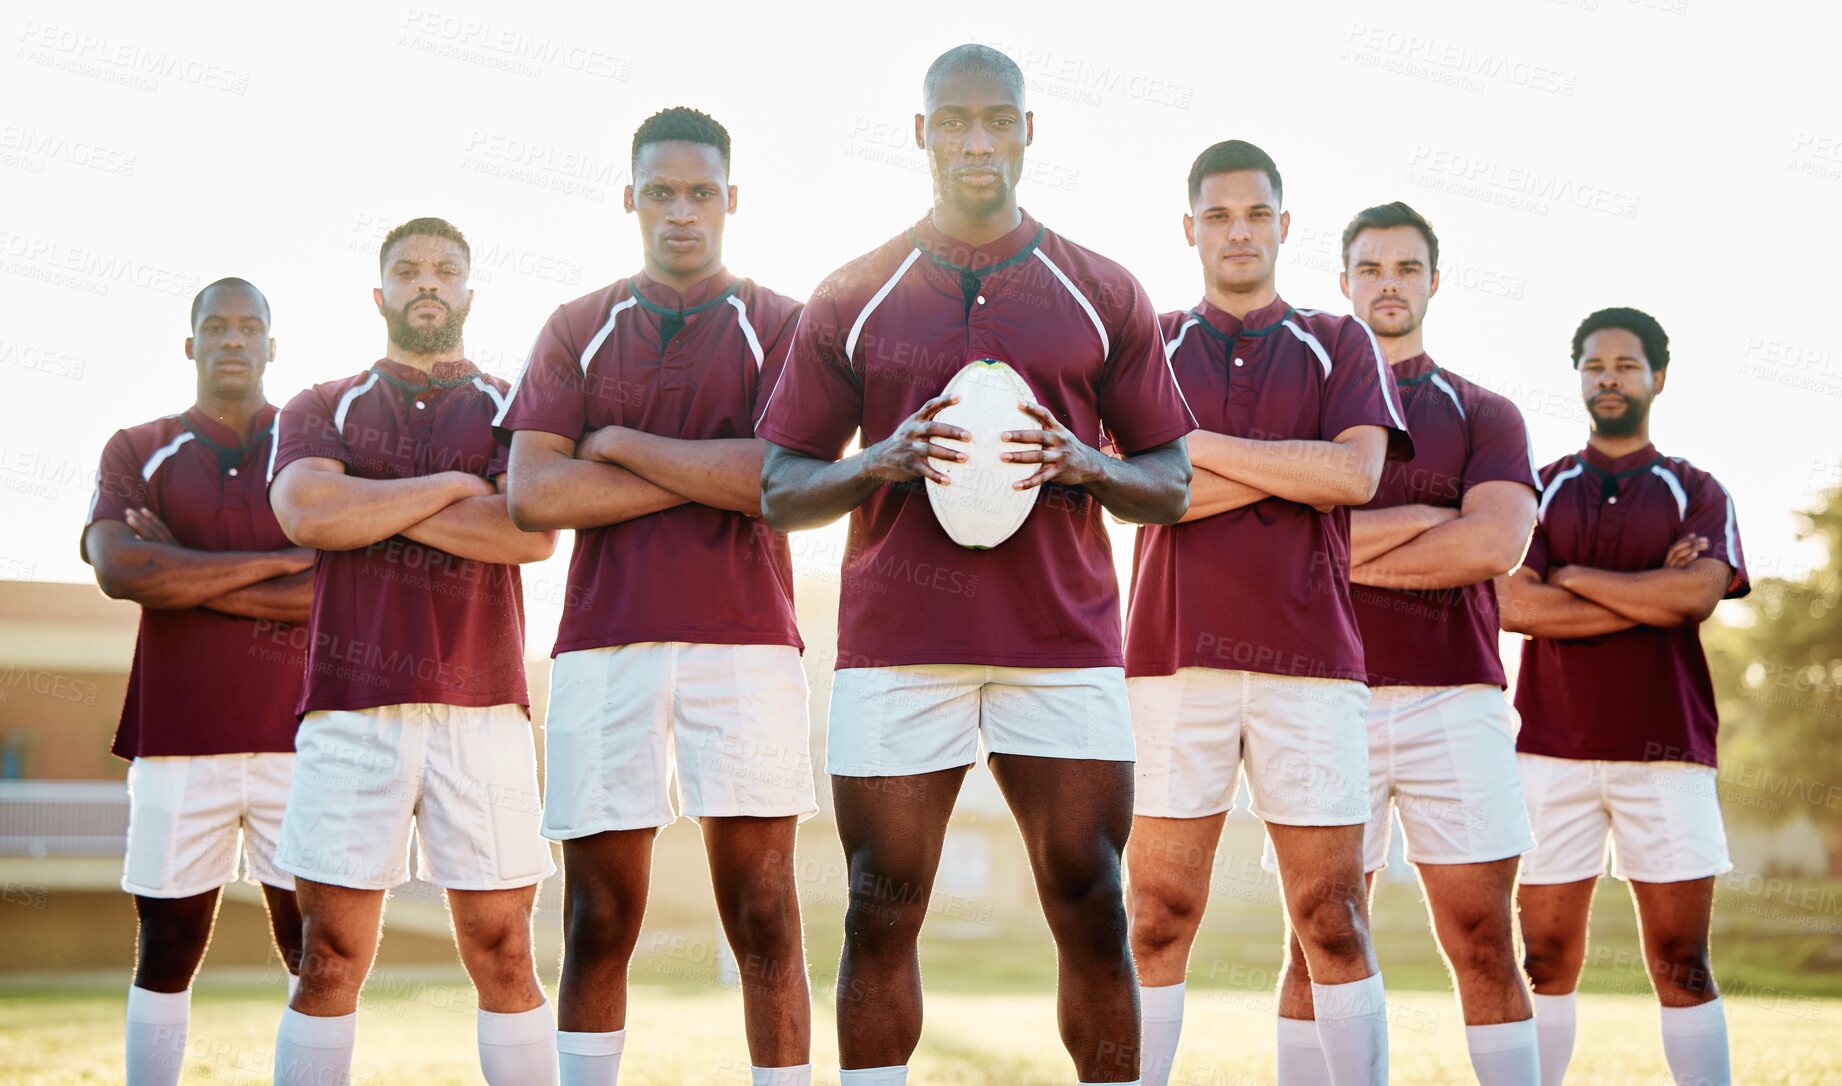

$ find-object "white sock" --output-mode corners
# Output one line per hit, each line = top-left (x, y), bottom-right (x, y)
(1465, 1019), (1541, 1086)
(1659, 998), (1730, 1086)
(752, 1065), (812, 1085)
(1530, 992), (1576, 1086)
(125, 986), (190, 1086)
(1079, 1081), (1142, 1085)
(274, 1006), (357, 1086)
(1140, 982), (1186, 1086)
(480, 1000), (559, 1085)
(557, 1029), (625, 1085)
(1276, 1014), (1335, 1086)
(1310, 974), (1388, 1086)
(838, 1068), (908, 1084)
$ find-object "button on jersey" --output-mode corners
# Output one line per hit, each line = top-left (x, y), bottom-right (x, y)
(87, 406), (306, 758)
(495, 272), (803, 655)
(1515, 443), (1748, 766)
(758, 210), (1194, 669)
(271, 359), (528, 716)
(1125, 297), (1413, 681)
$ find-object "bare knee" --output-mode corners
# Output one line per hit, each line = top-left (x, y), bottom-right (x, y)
(842, 856), (930, 961)
(1130, 878), (1207, 962)
(1292, 890), (1369, 966)
(1649, 934), (1716, 999)
(565, 883), (644, 967)
(1443, 909), (1520, 985)
(1521, 930), (1583, 991)
(724, 871), (798, 958)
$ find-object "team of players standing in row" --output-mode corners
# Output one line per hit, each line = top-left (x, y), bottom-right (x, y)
(85, 44), (1746, 1086)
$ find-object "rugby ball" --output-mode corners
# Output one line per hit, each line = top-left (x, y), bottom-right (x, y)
(926, 359), (1041, 549)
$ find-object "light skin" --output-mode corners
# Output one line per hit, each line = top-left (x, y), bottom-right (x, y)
(272, 233), (555, 1019)
(502, 138), (811, 1063)
(80, 284), (310, 995)
(760, 64), (1176, 1082)
(1173, 170), (1387, 522)
(1128, 171), (1392, 1013)
(1261, 224), (1542, 1030)
(1504, 323), (1728, 1010)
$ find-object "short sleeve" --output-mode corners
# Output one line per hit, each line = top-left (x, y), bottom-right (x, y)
(1322, 318), (1414, 461)
(1684, 471), (1748, 598)
(87, 430), (145, 526)
(1463, 393), (1542, 494)
(495, 306), (586, 442)
(269, 385), (348, 482)
(1520, 517), (1551, 577)
(1096, 276), (1195, 456)
(755, 286), (864, 460)
(751, 299), (805, 429)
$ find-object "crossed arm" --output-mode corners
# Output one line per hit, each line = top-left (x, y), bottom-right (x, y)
(1349, 480), (1537, 590)
(1179, 425), (1388, 523)
(270, 457), (556, 565)
(81, 514), (314, 624)
(505, 427), (765, 532)
(1496, 535), (1729, 639)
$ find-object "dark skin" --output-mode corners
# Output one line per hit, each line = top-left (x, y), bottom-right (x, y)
(80, 283), (308, 990)
(501, 141), (811, 1064)
(1507, 327), (1727, 1009)
(761, 65), (1180, 1081)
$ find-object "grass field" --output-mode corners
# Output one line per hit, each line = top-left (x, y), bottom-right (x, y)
(2, 979), (1836, 1084)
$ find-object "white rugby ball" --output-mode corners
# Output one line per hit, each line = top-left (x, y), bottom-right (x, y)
(925, 359), (1042, 550)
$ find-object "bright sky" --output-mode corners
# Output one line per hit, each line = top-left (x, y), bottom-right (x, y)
(5, 0), (1838, 649)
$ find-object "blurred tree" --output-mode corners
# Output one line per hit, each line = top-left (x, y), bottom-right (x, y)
(1706, 471), (1842, 874)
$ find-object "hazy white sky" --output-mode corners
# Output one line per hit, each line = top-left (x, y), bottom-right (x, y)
(5, 0), (1838, 648)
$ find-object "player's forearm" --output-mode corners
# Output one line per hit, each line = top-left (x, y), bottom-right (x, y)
(1085, 441), (1190, 525)
(274, 471), (477, 551)
(201, 570), (314, 624)
(1550, 566), (1724, 627)
(1353, 510), (1521, 590)
(505, 455), (686, 531)
(1189, 429), (1379, 508)
(760, 444), (884, 532)
(1496, 577), (1638, 638)
(400, 494), (558, 565)
(95, 542), (306, 610)
(1349, 504), (1452, 566)
(586, 428), (764, 515)
(1178, 466), (1272, 523)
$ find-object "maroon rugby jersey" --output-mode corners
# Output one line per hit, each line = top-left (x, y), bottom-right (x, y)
(1351, 353), (1541, 687)
(757, 210), (1194, 669)
(1514, 443), (1746, 767)
(495, 271), (802, 655)
(86, 405), (306, 759)
(1126, 297), (1413, 681)
(269, 359), (528, 715)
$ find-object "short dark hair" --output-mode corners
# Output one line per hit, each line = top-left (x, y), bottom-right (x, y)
(1572, 307), (1670, 371)
(379, 217), (470, 274)
(923, 44), (1026, 109)
(631, 107), (731, 175)
(1188, 140), (1282, 206)
(190, 277), (270, 331)
(1341, 201), (1439, 273)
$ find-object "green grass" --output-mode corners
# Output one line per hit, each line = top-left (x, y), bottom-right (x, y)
(1, 982), (1833, 1084)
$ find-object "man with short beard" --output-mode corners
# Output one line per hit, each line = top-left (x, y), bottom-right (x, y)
(1261, 202), (1544, 1086)
(266, 217), (561, 1085)
(759, 44), (1194, 1086)
(1497, 307), (1746, 1086)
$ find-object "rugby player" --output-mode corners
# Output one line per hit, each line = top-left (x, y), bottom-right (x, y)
(1498, 307), (1745, 1086)
(1123, 143), (1412, 1086)
(266, 218), (560, 1085)
(1263, 201), (1543, 1085)
(499, 107), (815, 1086)
(758, 45), (1194, 1086)
(83, 278), (310, 1086)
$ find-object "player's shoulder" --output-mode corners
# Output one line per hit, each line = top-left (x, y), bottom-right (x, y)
(1536, 449), (1586, 488)
(469, 368), (514, 397)
(809, 231), (918, 312)
(1288, 305), (1370, 343)
(1035, 225), (1145, 320)
(1432, 364), (1526, 424)
(734, 277), (805, 327)
(1655, 451), (1731, 494)
(549, 281), (630, 337)
(106, 412), (187, 456)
